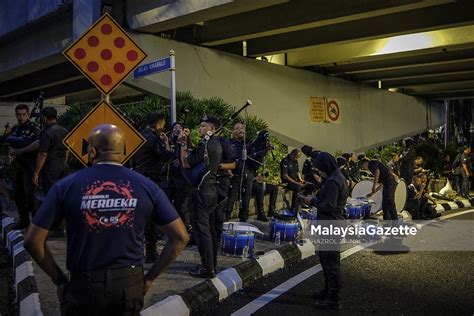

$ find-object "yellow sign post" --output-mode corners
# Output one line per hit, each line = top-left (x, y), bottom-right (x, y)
(309, 97), (326, 122)
(62, 13), (148, 165)
(63, 101), (146, 166)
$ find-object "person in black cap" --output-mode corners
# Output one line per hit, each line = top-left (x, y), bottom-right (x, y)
(179, 115), (223, 278)
(160, 122), (193, 236)
(133, 112), (173, 263)
(304, 152), (348, 310)
(33, 106), (69, 237)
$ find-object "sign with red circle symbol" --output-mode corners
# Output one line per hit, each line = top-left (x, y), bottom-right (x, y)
(326, 99), (341, 123)
(63, 13), (147, 95)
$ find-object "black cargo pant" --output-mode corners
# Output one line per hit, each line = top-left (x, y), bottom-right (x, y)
(461, 170), (470, 197)
(226, 169), (254, 222)
(215, 176), (230, 267)
(191, 182), (218, 272)
(62, 266), (144, 316)
(144, 174), (163, 249)
(318, 222), (342, 294)
(14, 160), (36, 223)
(382, 177), (398, 221)
(283, 182), (300, 209)
(252, 182), (278, 216)
(41, 160), (69, 231)
(160, 179), (192, 229)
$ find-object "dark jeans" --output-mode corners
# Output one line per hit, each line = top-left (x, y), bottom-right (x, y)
(62, 266), (144, 316)
(252, 182), (277, 216)
(14, 159), (36, 223)
(382, 178), (398, 221)
(226, 169), (254, 222)
(191, 182), (218, 272)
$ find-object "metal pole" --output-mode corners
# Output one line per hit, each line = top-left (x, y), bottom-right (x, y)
(444, 100), (449, 148)
(170, 49), (176, 125)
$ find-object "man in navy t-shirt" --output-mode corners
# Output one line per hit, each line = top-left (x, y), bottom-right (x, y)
(24, 124), (189, 316)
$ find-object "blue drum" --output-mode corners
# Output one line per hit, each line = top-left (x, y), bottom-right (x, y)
(270, 218), (299, 241)
(356, 198), (372, 218)
(222, 231), (255, 257)
(346, 204), (362, 219)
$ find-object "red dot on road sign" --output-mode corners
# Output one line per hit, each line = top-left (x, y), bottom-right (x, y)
(101, 49), (112, 60)
(74, 48), (86, 59)
(114, 37), (125, 48)
(87, 36), (99, 47)
(87, 61), (99, 73)
(114, 62), (125, 74)
(127, 50), (138, 61)
(101, 75), (112, 85)
(101, 23), (112, 35)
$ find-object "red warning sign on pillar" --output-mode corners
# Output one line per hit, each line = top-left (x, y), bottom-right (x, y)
(326, 99), (341, 124)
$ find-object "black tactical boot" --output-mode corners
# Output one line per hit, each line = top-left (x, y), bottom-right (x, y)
(315, 291), (341, 310)
(312, 287), (328, 300)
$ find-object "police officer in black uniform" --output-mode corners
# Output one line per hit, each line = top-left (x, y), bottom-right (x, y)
(160, 122), (193, 233)
(304, 152), (348, 310)
(7, 104), (40, 230)
(225, 122), (265, 222)
(280, 149), (304, 208)
(179, 115), (223, 278)
(32, 107), (69, 236)
(133, 112), (173, 263)
(361, 158), (398, 222)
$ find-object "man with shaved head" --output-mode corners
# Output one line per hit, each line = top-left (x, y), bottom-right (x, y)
(24, 124), (189, 315)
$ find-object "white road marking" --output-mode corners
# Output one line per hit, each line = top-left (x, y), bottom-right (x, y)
(231, 209), (473, 316)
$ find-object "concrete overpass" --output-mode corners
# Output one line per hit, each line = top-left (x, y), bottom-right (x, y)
(1, 0), (463, 152)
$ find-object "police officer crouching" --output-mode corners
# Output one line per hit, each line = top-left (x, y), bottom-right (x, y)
(24, 124), (188, 315)
(304, 152), (348, 310)
(179, 115), (223, 278)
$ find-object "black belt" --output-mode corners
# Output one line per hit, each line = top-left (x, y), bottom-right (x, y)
(71, 265), (143, 282)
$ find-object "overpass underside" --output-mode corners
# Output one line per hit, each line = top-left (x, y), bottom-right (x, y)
(0, 0), (454, 152)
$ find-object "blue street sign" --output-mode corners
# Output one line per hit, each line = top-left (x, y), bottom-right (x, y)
(134, 56), (172, 78)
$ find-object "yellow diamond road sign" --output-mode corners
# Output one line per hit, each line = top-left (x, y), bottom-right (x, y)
(63, 101), (146, 166)
(63, 13), (147, 95)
